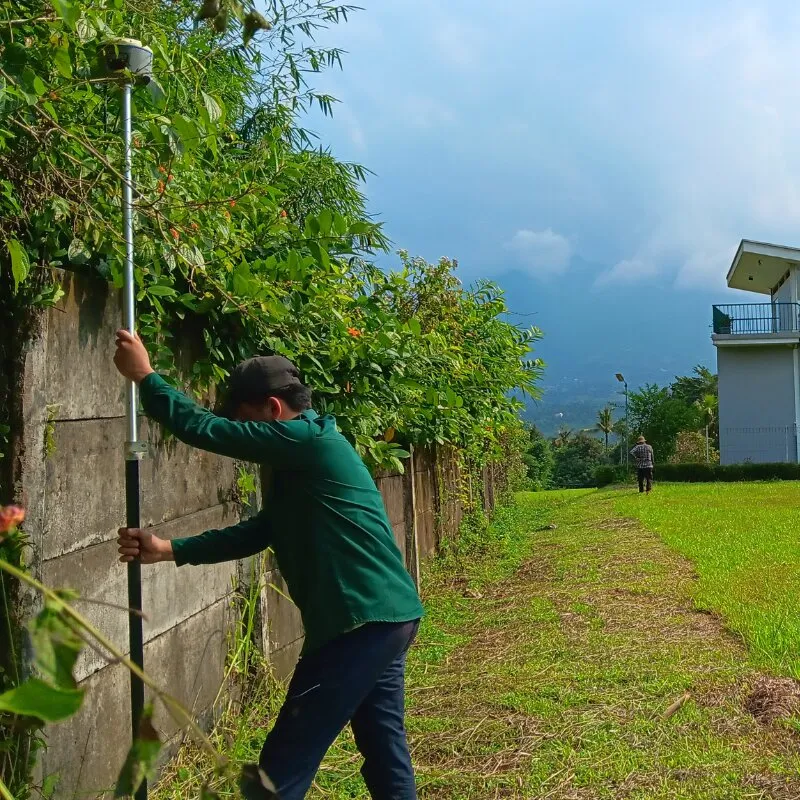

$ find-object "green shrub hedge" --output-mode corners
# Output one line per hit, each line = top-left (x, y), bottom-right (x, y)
(594, 465), (631, 487)
(594, 463), (800, 488)
(595, 462), (800, 486)
(653, 462), (800, 482)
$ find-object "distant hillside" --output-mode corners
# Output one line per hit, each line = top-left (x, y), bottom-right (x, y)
(489, 256), (719, 439)
(524, 378), (618, 437)
(523, 359), (715, 438)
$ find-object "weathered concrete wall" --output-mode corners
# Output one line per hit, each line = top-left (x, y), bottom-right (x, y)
(18, 272), (243, 794)
(12, 270), (497, 798)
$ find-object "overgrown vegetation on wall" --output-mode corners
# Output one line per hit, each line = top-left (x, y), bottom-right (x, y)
(1, 0), (542, 479)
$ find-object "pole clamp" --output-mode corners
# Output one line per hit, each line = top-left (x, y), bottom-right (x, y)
(125, 441), (149, 460)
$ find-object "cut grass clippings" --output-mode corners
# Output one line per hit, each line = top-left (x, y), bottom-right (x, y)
(156, 488), (800, 799)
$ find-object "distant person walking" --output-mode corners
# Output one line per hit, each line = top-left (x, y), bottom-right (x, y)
(630, 435), (655, 493)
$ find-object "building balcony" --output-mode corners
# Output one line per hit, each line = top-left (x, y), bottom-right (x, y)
(712, 303), (800, 342)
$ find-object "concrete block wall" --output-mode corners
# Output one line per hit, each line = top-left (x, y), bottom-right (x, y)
(16, 272), (243, 794)
(9, 270), (499, 798)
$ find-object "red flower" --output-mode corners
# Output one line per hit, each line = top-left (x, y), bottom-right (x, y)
(347, 327), (362, 338)
(167, 174), (174, 182)
(169, 228), (180, 241)
(279, 210), (287, 218)
(0, 505), (25, 535)
(158, 165), (167, 174)
(229, 200), (236, 208)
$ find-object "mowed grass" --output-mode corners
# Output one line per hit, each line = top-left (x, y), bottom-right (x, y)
(615, 482), (800, 678)
(391, 490), (800, 799)
(157, 487), (800, 799)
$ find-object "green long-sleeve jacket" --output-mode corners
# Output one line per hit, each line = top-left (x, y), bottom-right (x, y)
(139, 373), (423, 655)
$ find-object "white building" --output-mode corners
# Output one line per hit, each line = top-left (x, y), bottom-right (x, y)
(713, 240), (800, 464)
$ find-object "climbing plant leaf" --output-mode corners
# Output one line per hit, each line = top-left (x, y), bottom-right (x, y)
(6, 239), (29, 293)
(0, 679), (84, 723)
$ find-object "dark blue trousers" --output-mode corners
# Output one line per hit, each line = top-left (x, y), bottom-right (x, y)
(259, 620), (420, 800)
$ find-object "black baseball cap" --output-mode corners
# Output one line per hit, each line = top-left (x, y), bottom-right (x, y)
(219, 356), (302, 418)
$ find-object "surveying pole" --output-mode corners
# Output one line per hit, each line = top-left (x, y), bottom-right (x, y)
(101, 38), (154, 800)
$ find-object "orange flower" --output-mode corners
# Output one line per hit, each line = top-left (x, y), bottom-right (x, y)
(157, 180), (165, 194)
(0, 505), (25, 535)
(347, 327), (362, 338)
(279, 210), (287, 218)
(229, 200), (236, 208)
(158, 165), (167, 174)
(167, 174), (174, 182)
(133, 137), (142, 148)
(169, 228), (180, 241)
(191, 222), (200, 232)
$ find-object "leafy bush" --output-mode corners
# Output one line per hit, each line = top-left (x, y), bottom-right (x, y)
(654, 462), (800, 483)
(552, 434), (606, 488)
(523, 426), (553, 490)
(0, 0), (542, 473)
(594, 465), (631, 487)
(629, 384), (699, 462)
(670, 431), (719, 464)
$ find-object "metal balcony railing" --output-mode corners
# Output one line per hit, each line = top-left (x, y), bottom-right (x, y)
(712, 303), (800, 335)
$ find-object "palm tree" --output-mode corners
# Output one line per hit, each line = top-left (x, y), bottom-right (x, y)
(595, 406), (614, 453)
(695, 393), (718, 463)
(554, 425), (573, 448)
(612, 417), (629, 465)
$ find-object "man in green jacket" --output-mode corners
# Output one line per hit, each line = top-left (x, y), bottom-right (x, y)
(114, 330), (423, 800)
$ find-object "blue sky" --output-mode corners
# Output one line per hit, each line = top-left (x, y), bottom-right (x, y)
(304, 1), (800, 395)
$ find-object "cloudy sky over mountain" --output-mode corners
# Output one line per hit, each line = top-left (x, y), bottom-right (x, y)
(308, 1), (800, 399)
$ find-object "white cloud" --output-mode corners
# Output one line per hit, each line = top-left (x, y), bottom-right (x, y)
(311, 1), (800, 296)
(401, 94), (456, 129)
(615, 5), (800, 289)
(430, 19), (480, 69)
(335, 106), (367, 152)
(675, 245), (734, 291)
(505, 228), (572, 277)
(595, 258), (658, 287)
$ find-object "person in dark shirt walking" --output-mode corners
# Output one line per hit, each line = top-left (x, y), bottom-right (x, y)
(113, 330), (423, 800)
(630, 436), (655, 493)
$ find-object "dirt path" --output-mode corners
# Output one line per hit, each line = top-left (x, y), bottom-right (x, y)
(395, 492), (800, 799)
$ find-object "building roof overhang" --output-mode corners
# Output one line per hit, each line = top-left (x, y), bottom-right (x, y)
(727, 240), (800, 294)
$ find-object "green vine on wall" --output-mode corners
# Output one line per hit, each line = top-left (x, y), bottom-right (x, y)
(1, 0), (543, 474)
(42, 405), (60, 460)
(234, 465), (258, 508)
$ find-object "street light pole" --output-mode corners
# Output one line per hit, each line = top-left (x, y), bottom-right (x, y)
(625, 381), (629, 470)
(616, 374), (628, 470)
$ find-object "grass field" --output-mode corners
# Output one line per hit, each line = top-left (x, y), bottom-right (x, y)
(616, 482), (800, 679)
(157, 485), (800, 799)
